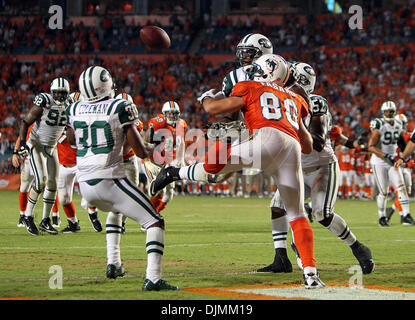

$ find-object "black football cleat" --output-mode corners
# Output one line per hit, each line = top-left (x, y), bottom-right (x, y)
(351, 241), (375, 274)
(61, 219), (81, 233)
(149, 166), (181, 197)
(106, 264), (125, 279)
(88, 212), (103, 232)
(378, 217), (390, 227)
(52, 215), (61, 228)
(17, 214), (25, 228)
(24, 216), (39, 235)
(401, 214), (415, 226)
(39, 217), (58, 235)
(257, 249), (293, 273)
(142, 279), (179, 291)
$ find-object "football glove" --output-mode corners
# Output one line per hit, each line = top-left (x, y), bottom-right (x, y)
(205, 120), (246, 143)
(383, 154), (395, 166)
(197, 89), (222, 104)
(18, 141), (30, 158)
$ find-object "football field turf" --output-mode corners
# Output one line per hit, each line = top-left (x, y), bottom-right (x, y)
(1, 190), (414, 300)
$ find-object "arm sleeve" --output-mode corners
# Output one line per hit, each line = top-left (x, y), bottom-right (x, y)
(397, 134), (407, 152)
(118, 102), (139, 127)
(411, 130), (415, 143)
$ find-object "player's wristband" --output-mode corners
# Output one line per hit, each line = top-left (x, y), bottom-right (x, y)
(344, 139), (355, 149)
(13, 150), (18, 155)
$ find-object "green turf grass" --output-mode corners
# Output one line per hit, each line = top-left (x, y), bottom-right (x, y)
(1, 190), (414, 300)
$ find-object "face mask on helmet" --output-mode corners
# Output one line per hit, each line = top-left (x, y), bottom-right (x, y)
(294, 63), (316, 94)
(251, 54), (289, 86)
(236, 47), (260, 66)
(383, 110), (396, 122)
(52, 90), (69, 104)
(163, 110), (179, 125)
(381, 101), (396, 123)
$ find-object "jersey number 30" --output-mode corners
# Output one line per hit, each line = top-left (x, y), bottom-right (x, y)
(259, 92), (299, 130)
(73, 120), (114, 157)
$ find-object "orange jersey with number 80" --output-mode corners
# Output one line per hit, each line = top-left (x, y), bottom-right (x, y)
(231, 81), (309, 142)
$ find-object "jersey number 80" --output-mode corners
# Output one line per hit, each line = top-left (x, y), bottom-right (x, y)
(259, 92), (299, 130)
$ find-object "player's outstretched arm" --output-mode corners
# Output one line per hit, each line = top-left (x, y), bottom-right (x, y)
(125, 124), (154, 159)
(395, 140), (415, 168)
(299, 119), (313, 154)
(19, 105), (43, 144)
(202, 97), (245, 115)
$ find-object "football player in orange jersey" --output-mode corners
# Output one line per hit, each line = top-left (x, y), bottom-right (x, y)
(143, 101), (187, 213)
(337, 146), (353, 199)
(150, 54), (325, 288)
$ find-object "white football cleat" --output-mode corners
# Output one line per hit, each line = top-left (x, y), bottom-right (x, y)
(304, 272), (326, 289)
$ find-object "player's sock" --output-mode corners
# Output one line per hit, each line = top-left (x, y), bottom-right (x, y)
(42, 189), (57, 219)
(25, 187), (41, 217)
(88, 206), (97, 214)
(179, 163), (209, 182)
(19, 192), (28, 215)
(396, 185), (410, 217)
(377, 194), (387, 218)
(271, 215), (289, 250)
(145, 226), (164, 283)
(106, 212), (122, 268)
(63, 202), (77, 222)
(52, 195), (59, 216)
(326, 213), (357, 246)
(289, 217), (316, 269)
(156, 201), (168, 212)
(150, 194), (163, 212)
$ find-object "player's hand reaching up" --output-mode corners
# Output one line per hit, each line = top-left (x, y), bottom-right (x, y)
(197, 89), (223, 104)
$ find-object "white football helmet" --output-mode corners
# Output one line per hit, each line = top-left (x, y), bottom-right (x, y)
(79, 66), (114, 102)
(116, 93), (134, 103)
(162, 101), (180, 126)
(236, 33), (273, 66)
(251, 54), (290, 86)
(50, 77), (70, 105)
(292, 62), (316, 94)
(380, 101), (396, 123)
(395, 113), (408, 130)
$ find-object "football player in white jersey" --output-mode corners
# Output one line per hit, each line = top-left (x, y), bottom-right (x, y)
(257, 63), (374, 275)
(18, 77), (70, 235)
(221, 33), (273, 98)
(368, 101), (413, 226)
(65, 66), (177, 290)
(385, 113), (415, 225)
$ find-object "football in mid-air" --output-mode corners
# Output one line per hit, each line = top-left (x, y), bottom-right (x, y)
(139, 26), (171, 49)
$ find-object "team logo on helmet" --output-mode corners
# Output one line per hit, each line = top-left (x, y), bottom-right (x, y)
(265, 58), (278, 74)
(304, 65), (316, 76)
(100, 70), (110, 82)
(258, 38), (272, 49)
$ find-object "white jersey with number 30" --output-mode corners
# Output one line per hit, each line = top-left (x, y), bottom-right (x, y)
(66, 98), (139, 182)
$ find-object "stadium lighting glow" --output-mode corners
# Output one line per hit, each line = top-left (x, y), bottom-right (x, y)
(326, 0), (342, 13)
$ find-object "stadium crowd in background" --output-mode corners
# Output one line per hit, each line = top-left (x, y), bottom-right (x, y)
(0, 0), (414, 198)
